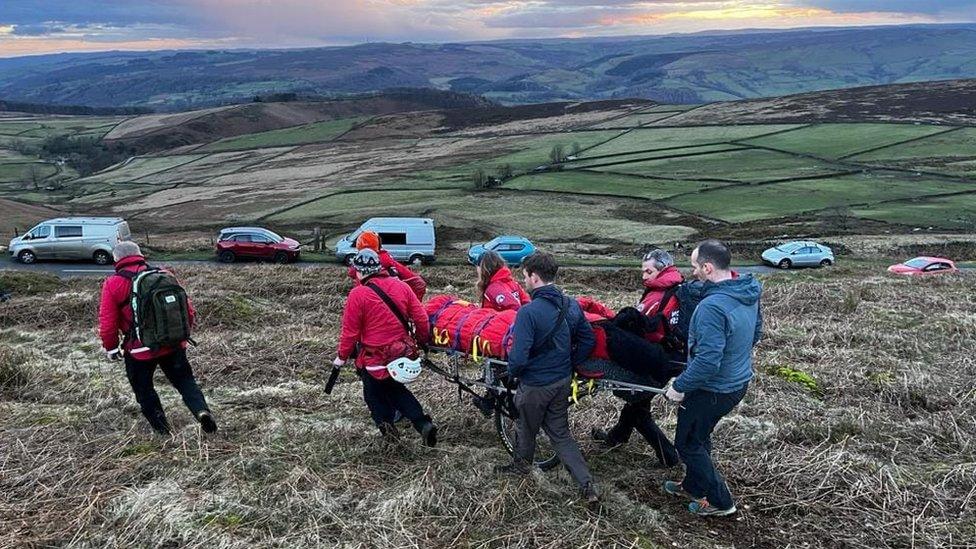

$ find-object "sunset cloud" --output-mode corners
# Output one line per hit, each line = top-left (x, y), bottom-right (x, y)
(0, 0), (972, 57)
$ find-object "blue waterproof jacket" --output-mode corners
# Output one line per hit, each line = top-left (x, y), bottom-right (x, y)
(507, 284), (595, 386)
(673, 275), (763, 394)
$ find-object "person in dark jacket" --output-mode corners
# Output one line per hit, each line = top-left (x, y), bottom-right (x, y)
(98, 241), (216, 436)
(591, 248), (681, 468)
(664, 239), (762, 517)
(494, 252), (599, 505)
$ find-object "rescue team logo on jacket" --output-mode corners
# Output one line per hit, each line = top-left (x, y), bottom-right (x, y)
(497, 294), (506, 304)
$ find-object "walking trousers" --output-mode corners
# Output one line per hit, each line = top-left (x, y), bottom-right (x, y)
(514, 376), (592, 487)
(124, 349), (209, 433)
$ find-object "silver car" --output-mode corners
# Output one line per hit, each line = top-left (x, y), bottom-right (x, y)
(761, 241), (834, 269)
(9, 217), (131, 265)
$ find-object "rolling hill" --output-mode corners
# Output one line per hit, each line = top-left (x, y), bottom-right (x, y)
(3, 25), (976, 110)
(4, 81), (976, 263)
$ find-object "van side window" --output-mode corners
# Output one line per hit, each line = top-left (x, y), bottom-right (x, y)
(378, 232), (407, 245)
(30, 225), (51, 239)
(55, 226), (83, 238)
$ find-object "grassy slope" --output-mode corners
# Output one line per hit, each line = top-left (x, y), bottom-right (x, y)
(200, 118), (365, 152)
(0, 266), (971, 547)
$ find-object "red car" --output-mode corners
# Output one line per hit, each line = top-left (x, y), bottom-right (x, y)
(887, 256), (958, 276)
(216, 227), (300, 263)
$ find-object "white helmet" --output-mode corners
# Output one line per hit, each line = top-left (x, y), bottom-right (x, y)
(387, 357), (423, 384)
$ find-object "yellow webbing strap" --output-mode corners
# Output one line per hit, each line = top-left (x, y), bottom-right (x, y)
(571, 373), (580, 404)
(471, 335), (482, 361)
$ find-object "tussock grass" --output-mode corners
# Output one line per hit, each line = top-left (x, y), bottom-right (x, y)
(1, 265), (973, 547)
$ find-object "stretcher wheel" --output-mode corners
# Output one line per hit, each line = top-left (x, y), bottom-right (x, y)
(494, 409), (561, 471)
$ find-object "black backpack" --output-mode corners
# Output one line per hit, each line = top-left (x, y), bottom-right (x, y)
(118, 266), (193, 350)
(626, 281), (706, 354)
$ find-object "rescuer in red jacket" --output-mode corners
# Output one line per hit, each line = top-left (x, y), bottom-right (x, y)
(591, 248), (680, 468)
(98, 241), (216, 436)
(476, 250), (530, 312)
(334, 249), (437, 445)
(345, 230), (426, 300)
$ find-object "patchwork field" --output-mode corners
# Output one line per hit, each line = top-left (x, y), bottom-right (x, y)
(3, 92), (976, 258)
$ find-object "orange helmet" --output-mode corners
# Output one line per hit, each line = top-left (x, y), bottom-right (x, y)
(355, 230), (381, 252)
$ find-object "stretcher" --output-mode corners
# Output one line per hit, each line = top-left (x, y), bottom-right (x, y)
(424, 346), (680, 471)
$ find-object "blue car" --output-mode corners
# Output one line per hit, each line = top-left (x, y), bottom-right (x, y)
(761, 241), (835, 269)
(468, 236), (536, 266)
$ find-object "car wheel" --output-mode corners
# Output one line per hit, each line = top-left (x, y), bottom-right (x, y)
(18, 250), (36, 264)
(93, 250), (112, 265)
(218, 250), (236, 263)
(274, 251), (290, 264)
(778, 258), (792, 270)
(344, 254), (356, 266)
(409, 254), (424, 266)
(820, 258), (833, 268)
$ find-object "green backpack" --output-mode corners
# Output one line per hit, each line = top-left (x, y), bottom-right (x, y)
(119, 267), (193, 350)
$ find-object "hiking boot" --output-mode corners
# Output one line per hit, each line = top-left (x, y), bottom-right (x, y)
(378, 422), (400, 443)
(590, 427), (622, 449)
(196, 411), (218, 434)
(581, 481), (600, 507)
(421, 421), (438, 448)
(688, 498), (737, 517)
(663, 480), (694, 500)
(147, 412), (172, 436)
(493, 462), (530, 477)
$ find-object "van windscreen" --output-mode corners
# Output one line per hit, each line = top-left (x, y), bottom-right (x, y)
(378, 232), (407, 245)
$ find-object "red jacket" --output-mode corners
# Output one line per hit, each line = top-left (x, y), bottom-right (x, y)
(98, 255), (196, 361)
(346, 250), (424, 299)
(481, 266), (530, 312)
(636, 265), (683, 344)
(338, 271), (431, 378)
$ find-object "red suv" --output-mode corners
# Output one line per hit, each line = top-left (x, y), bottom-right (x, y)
(216, 227), (301, 263)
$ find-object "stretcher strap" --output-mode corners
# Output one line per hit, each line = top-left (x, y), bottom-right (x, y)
(428, 299), (457, 327)
(452, 310), (479, 352)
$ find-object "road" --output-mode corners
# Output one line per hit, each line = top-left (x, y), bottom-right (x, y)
(1, 258), (785, 278)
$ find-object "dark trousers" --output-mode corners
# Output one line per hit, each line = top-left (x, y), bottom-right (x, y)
(359, 370), (430, 432)
(674, 385), (748, 510)
(514, 376), (592, 487)
(607, 398), (680, 466)
(124, 349), (209, 433)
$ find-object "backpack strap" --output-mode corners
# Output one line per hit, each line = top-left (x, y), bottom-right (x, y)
(366, 282), (413, 339)
(530, 295), (568, 357)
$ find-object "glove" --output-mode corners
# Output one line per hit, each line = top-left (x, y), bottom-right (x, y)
(665, 386), (685, 402)
(332, 357), (346, 367)
(106, 349), (122, 361)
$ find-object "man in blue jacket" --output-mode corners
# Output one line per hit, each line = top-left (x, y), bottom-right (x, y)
(495, 252), (599, 505)
(664, 239), (762, 517)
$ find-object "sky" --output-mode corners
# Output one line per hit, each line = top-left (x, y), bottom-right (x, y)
(1, 1), (975, 58)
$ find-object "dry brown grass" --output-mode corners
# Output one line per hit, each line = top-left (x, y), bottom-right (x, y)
(0, 265), (973, 548)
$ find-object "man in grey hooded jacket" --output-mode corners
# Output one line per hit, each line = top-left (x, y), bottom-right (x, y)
(664, 239), (762, 517)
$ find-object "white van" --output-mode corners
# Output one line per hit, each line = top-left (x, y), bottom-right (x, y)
(9, 217), (131, 265)
(335, 217), (436, 265)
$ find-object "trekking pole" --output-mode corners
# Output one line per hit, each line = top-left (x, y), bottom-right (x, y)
(324, 364), (342, 394)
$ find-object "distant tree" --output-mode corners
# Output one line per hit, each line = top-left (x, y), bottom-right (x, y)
(496, 164), (513, 181)
(571, 142), (582, 156)
(472, 168), (488, 189)
(22, 164), (46, 190)
(549, 144), (564, 164)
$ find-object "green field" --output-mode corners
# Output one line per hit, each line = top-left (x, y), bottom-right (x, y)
(566, 143), (749, 167)
(579, 125), (802, 158)
(0, 162), (56, 186)
(666, 174), (965, 222)
(268, 189), (695, 244)
(79, 155), (206, 183)
(201, 118), (365, 151)
(502, 170), (732, 199)
(136, 147), (294, 185)
(852, 128), (976, 162)
(591, 148), (842, 182)
(743, 123), (948, 159)
(853, 194), (976, 229)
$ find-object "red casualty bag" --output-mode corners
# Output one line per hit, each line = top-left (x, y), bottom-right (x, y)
(426, 295), (518, 360)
